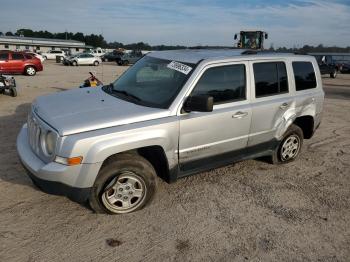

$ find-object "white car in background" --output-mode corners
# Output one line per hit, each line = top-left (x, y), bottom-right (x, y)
(64, 53), (102, 66)
(90, 48), (106, 57)
(25, 52), (45, 62)
(41, 50), (66, 60)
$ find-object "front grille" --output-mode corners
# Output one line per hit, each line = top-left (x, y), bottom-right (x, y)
(27, 114), (42, 156)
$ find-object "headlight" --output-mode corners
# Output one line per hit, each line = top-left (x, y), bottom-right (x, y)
(42, 130), (57, 156)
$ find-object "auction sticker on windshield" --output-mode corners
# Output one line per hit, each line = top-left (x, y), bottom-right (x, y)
(167, 61), (192, 75)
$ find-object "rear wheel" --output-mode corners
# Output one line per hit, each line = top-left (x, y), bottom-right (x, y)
(89, 154), (157, 214)
(271, 124), (303, 164)
(25, 66), (36, 76)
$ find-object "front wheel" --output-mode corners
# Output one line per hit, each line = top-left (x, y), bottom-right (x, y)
(72, 61), (78, 66)
(93, 61), (99, 66)
(271, 124), (303, 164)
(9, 87), (17, 97)
(89, 154), (157, 214)
(330, 70), (337, 78)
(25, 66), (36, 76)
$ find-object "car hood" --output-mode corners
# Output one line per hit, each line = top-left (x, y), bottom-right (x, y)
(33, 87), (170, 136)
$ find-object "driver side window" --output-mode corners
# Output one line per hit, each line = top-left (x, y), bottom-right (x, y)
(191, 64), (246, 104)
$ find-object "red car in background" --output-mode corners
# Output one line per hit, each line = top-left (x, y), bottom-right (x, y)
(0, 51), (43, 76)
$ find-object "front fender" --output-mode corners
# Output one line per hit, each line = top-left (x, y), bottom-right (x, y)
(85, 129), (171, 163)
(57, 117), (179, 170)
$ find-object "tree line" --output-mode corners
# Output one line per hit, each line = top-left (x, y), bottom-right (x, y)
(1, 29), (349, 52)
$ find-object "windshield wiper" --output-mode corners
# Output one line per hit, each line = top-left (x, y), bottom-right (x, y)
(102, 83), (114, 93)
(111, 89), (141, 101)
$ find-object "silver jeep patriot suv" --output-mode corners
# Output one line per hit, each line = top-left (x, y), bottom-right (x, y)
(17, 49), (324, 214)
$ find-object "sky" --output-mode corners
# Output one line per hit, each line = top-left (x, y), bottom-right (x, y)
(0, 0), (350, 48)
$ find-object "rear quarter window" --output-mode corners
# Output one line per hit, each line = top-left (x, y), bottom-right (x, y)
(292, 62), (317, 91)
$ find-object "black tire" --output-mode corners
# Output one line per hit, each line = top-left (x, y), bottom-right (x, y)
(270, 124), (303, 164)
(25, 66), (36, 76)
(89, 153), (157, 214)
(72, 61), (78, 66)
(123, 60), (129, 66)
(93, 61), (99, 66)
(330, 70), (337, 78)
(9, 87), (17, 97)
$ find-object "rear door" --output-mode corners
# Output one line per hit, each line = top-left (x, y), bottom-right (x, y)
(179, 62), (252, 170)
(248, 60), (293, 146)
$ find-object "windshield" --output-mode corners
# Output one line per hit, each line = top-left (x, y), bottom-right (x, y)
(105, 56), (195, 108)
(241, 32), (261, 49)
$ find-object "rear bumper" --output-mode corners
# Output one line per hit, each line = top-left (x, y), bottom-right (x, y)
(36, 64), (43, 72)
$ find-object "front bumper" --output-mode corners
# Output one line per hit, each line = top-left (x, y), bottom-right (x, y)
(22, 165), (90, 203)
(16, 125), (100, 203)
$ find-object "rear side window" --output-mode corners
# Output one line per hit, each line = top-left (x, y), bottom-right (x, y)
(0, 53), (9, 60)
(12, 53), (24, 60)
(292, 62), (317, 91)
(254, 62), (288, 97)
(25, 54), (33, 59)
(191, 64), (246, 104)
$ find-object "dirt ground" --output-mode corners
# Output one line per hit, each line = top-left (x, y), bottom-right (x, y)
(0, 61), (349, 262)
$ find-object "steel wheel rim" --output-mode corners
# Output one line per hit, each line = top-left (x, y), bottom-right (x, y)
(27, 67), (35, 75)
(101, 171), (146, 213)
(281, 134), (300, 161)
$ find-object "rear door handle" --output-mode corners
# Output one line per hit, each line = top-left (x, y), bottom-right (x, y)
(232, 111), (248, 118)
(280, 102), (289, 109)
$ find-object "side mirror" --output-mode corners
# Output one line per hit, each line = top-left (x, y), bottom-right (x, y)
(265, 33), (268, 39)
(183, 95), (213, 113)
(234, 34), (238, 40)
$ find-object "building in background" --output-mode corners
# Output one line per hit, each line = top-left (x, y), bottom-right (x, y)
(0, 35), (92, 54)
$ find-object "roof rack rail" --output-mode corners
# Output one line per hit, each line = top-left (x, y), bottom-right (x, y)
(293, 51), (308, 55)
(241, 50), (279, 55)
(241, 50), (310, 56)
(241, 50), (258, 55)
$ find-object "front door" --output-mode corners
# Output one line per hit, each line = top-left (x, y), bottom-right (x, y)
(179, 62), (251, 171)
(9, 53), (25, 72)
(0, 53), (10, 73)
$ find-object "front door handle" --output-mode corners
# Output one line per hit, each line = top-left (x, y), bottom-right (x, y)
(232, 111), (248, 118)
(280, 102), (289, 109)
